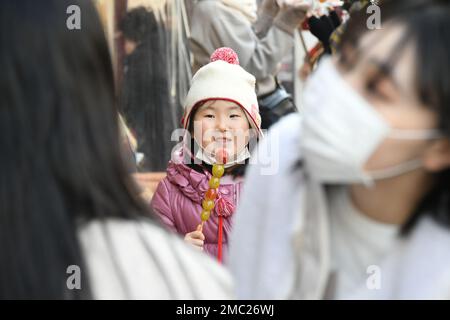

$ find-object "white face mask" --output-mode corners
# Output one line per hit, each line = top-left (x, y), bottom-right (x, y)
(300, 56), (440, 186)
(195, 146), (251, 168)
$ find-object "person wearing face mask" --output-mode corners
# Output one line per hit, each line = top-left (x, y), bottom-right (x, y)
(151, 48), (263, 262)
(229, 0), (450, 299)
(188, 0), (310, 129)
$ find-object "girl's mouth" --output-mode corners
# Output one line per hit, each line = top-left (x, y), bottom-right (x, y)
(214, 137), (232, 143)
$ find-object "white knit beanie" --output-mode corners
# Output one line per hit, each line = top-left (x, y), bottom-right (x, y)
(182, 47), (262, 137)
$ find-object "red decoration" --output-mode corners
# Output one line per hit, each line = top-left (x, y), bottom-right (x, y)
(210, 47), (240, 65)
(215, 148), (228, 165)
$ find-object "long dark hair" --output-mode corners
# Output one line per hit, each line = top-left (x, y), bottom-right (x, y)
(0, 0), (154, 299)
(119, 6), (174, 171)
(337, 0), (450, 234)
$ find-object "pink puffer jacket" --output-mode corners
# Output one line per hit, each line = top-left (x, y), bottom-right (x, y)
(151, 151), (244, 261)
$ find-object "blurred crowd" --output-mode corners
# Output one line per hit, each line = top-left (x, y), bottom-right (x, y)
(1, 0), (450, 300)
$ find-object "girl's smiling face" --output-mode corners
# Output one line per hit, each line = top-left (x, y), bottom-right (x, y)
(191, 100), (250, 161)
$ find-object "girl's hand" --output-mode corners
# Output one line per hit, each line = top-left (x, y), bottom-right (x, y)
(184, 225), (205, 251)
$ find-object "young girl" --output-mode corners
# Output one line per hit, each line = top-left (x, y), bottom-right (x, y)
(229, 0), (450, 299)
(151, 48), (263, 262)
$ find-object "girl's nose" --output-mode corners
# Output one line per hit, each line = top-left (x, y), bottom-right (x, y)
(217, 118), (228, 132)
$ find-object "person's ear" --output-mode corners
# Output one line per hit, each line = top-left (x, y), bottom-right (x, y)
(336, 42), (359, 71)
(423, 138), (450, 172)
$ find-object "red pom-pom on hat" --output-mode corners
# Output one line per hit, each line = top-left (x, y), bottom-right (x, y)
(210, 47), (239, 65)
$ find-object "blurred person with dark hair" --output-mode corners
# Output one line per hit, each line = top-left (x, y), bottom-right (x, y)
(119, 7), (174, 172)
(0, 0), (232, 299)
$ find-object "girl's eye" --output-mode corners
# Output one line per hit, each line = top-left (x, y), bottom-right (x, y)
(230, 114), (241, 118)
(204, 114), (215, 119)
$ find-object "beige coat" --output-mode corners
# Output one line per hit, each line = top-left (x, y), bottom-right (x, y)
(189, 0), (295, 96)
